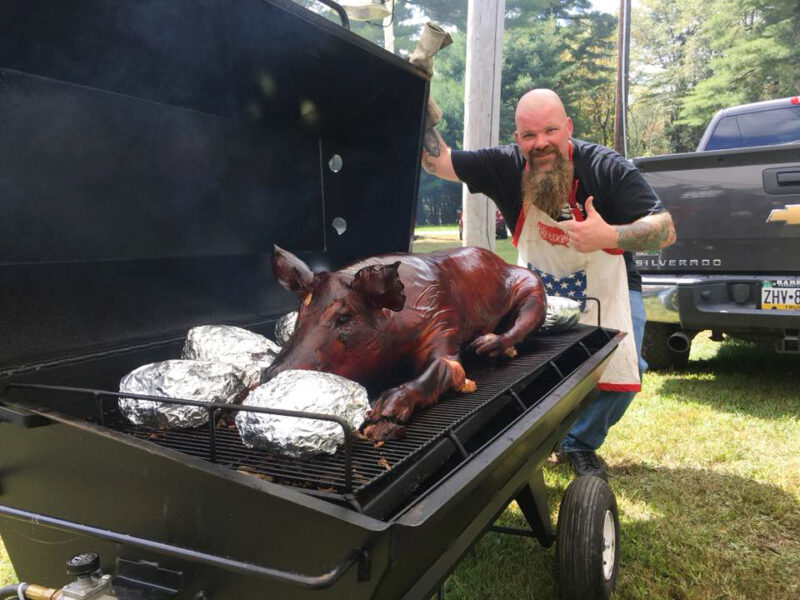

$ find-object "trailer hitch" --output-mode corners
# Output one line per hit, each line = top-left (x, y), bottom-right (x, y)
(0, 504), (370, 590)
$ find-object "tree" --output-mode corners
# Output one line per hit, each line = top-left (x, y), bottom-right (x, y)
(631, 0), (800, 153)
(630, 0), (708, 152)
(560, 10), (617, 143)
(679, 0), (800, 125)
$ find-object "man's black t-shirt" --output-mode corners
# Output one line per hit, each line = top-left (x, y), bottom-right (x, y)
(451, 138), (665, 292)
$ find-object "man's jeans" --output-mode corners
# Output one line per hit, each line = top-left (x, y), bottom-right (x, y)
(561, 290), (647, 452)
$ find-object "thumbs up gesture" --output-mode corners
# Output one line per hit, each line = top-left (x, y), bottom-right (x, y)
(564, 197), (618, 253)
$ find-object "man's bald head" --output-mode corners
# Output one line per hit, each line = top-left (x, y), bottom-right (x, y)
(515, 89), (567, 126)
(513, 88), (573, 174)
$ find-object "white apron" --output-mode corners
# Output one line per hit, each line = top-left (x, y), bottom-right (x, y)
(515, 201), (641, 391)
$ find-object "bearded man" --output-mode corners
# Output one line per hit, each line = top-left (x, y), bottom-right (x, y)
(421, 88), (676, 479)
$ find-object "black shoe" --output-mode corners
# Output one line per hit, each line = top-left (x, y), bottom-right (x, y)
(547, 443), (567, 465)
(564, 449), (607, 480)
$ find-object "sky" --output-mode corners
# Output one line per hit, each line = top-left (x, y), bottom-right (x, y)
(591, 0), (621, 15)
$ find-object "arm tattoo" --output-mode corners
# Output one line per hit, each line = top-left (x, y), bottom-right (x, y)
(423, 128), (441, 157)
(615, 212), (676, 252)
(421, 128), (441, 173)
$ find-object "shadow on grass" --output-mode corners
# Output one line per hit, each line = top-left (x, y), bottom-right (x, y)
(446, 463), (799, 600)
(654, 340), (799, 419)
(688, 338), (798, 376)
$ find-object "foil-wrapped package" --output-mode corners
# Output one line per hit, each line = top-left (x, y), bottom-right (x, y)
(235, 370), (369, 457)
(182, 325), (281, 388)
(274, 311), (297, 346)
(119, 360), (246, 429)
(540, 295), (581, 333)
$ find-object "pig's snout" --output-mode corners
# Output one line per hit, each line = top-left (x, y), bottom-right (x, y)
(362, 420), (406, 441)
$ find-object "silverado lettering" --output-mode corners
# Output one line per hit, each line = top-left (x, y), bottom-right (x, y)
(635, 258), (722, 268)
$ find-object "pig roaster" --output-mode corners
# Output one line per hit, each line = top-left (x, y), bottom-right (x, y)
(0, 1), (624, 598)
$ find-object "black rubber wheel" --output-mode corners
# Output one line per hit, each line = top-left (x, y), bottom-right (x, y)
(641, 321), (690, 371)
(557, 475), (619, 600)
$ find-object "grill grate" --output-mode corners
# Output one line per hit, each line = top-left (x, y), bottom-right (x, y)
(102, 326), (609, 516)
(4, 325), (612, 518)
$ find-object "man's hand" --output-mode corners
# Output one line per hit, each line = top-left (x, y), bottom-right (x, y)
(564, 197), (617, 252)
(565, 197), (677, 253)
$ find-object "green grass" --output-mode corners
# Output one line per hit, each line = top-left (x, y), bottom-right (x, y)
(412, 229), (518, 265)
(444, 333), (800, 600)
(2, 309), (798, 597)
(1, 537), (12, 585)
(416, 224), (460, 233)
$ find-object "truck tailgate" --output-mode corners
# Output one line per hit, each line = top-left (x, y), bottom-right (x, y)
(633, 144), (800, 274)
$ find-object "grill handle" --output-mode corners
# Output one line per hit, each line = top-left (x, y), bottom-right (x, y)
(313, 0), (351, 29)
(0, 504), (370, 589)
(2, 383), (357, 492)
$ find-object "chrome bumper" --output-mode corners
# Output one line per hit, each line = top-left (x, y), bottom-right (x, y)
(641, 278), (694, 324)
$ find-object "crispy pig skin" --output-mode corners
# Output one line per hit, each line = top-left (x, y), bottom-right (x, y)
(268, 246), (546, 440)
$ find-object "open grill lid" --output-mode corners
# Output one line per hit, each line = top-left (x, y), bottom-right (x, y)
(0, 0), (428, 376)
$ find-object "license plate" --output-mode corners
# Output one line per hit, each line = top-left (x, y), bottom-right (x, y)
(761, 280), (800, 310)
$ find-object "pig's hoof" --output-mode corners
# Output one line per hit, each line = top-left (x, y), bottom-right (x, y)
(457, 378), (477, 393)
(443, 358), (468, 389)
(371, 386), (414, 423)
(468, 334), (506, 358)
(363, 419), (407, 441)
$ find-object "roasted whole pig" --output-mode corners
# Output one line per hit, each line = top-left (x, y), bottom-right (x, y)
(267, 246), (546, 439)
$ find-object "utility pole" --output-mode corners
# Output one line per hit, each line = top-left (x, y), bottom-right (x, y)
(613, 0), (631, 156)
(382, 2), (394, 53)
(462, 0), (505, 250)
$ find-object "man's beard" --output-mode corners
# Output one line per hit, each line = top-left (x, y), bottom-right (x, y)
(521, 148), (574, 220)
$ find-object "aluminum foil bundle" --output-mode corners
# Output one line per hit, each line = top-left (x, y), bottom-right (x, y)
(182, 325), (281, 388)
(119, 360), (246, 429)
(235, 370), (369, 457)
(274, 311), (297, 345)
(540, 295), (581, 333)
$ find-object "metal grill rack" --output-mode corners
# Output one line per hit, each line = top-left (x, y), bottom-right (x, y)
(4, 325), (612, 520)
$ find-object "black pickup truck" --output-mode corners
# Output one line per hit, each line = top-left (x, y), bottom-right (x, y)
(633, 96), (800, 369)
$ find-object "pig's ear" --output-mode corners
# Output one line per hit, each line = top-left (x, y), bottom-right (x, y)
(353, 261), (406, 312)
(272, 245), (315, 298)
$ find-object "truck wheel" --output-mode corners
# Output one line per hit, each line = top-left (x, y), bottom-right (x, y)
(642, 322), (689, 370)
(557, 476), (619, 600)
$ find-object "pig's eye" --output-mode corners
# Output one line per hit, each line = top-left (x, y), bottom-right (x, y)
(334, 313), (352, 326)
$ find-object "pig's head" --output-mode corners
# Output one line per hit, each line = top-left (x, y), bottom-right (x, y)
(266, 245), (406, 385)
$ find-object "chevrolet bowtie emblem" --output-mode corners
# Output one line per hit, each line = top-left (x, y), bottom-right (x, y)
(767, 204), (800, 225)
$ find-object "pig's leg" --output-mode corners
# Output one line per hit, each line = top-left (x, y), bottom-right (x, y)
(363, 355), (474, 440)
(468, 277), (545, 359)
